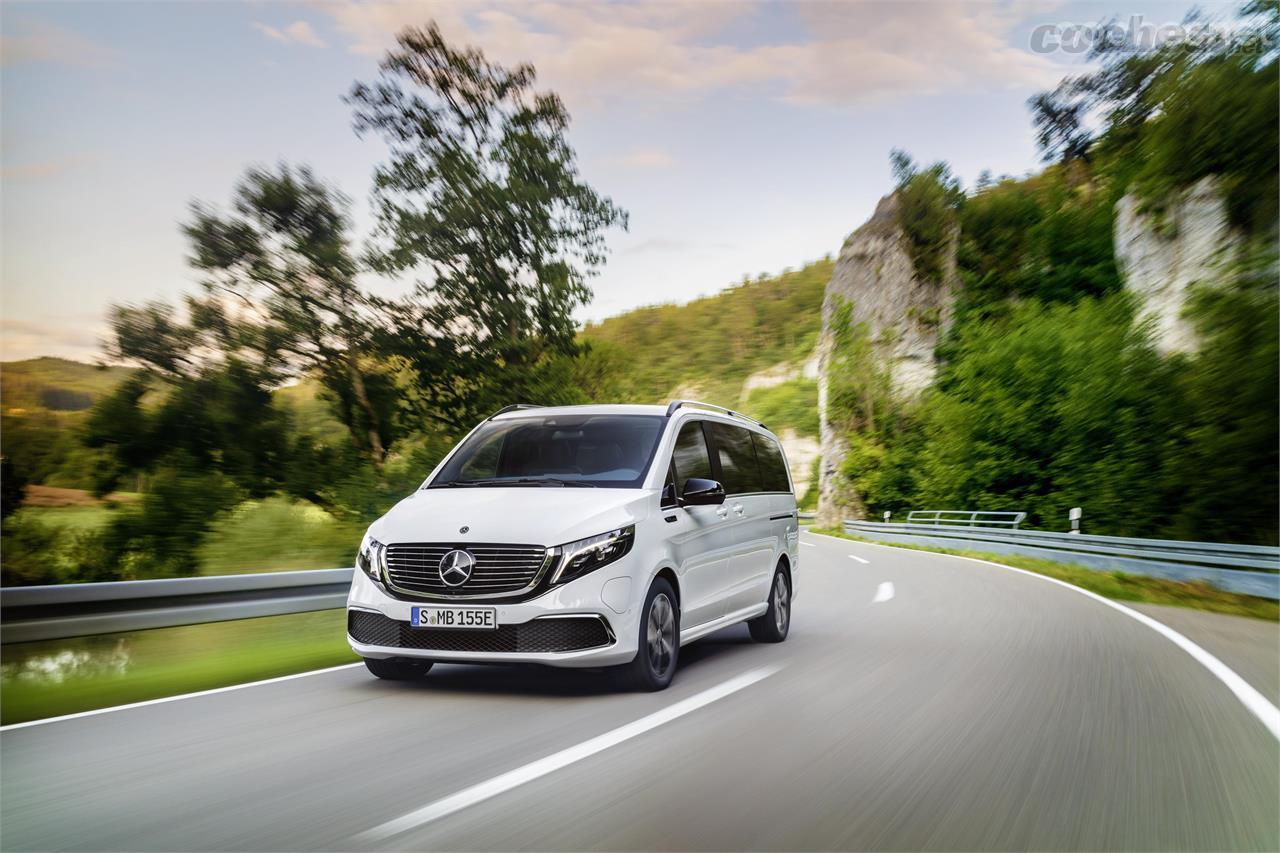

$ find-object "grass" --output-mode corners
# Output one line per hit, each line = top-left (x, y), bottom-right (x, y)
(10, 504), (115, 535)
(0, 611), (357, 725)
(811, 528), (1279, 621)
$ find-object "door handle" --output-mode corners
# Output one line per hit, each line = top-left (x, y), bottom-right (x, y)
(715, 506), (729, 518)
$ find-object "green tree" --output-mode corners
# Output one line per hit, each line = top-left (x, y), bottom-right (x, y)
(184, 165), (400, 467)
(913, 297), (1178, 534)
(349, 23), (628, 432)
(888, 150), (964, 284)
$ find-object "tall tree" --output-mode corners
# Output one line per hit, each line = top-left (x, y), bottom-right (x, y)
(184, 165), (398, 467)
(348, 23), (628, 430)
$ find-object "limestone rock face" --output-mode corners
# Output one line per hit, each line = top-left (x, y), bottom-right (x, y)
(815, 194), (956, 526)
(1114, 176), (1238, 355)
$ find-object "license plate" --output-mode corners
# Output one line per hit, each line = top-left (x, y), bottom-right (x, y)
(411, 606), (497, 630)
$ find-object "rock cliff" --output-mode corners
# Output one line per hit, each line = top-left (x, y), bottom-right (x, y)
(1114, 176), (1239, 355)
(815, 194), (956, 526)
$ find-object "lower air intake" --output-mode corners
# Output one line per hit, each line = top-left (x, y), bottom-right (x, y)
(348, 610), (612, 654)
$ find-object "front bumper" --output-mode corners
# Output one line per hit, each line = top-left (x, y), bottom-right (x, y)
(346, 556), (642, 668)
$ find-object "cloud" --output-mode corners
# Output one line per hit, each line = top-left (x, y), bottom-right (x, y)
(1, 158), (85, 181)
(317, 1), (1061, 110)
(0, 19), (120, 69)
(0, 317), (107, 362)
(252, 20), (328, 48)
(618, 147), (676, 170)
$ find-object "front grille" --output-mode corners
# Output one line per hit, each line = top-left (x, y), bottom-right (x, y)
(348, 610), (612, 654)
(385, 543), (549, 598)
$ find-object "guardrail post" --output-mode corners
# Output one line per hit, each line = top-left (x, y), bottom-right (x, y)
(1069, 507), (1082, 534)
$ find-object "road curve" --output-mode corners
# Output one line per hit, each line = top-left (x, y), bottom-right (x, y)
(3, 531), (1277, 851)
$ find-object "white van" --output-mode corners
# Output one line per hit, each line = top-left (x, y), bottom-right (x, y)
(346, 401), (799, 691)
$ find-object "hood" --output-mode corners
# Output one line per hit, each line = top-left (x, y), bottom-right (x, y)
(370, 486), (654, 548)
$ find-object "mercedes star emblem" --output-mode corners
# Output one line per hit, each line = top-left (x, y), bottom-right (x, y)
(438, 549), (476, 587)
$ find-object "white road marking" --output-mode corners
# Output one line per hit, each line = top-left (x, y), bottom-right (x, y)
(807, 531), (1280, 741)
(873, 582), (895, 603)
(356, 665), (784, 841)
(0, 663), (364, 732)
(800, 542), (817, 548)
(848, 554), (870, 564)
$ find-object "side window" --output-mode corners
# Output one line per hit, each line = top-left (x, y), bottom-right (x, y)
(752, 433), (792, 493)
(671, 422), (714, 494)
(709, 423), (764, 495)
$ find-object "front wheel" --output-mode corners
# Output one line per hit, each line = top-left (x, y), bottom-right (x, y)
(748, 566), (790, 643)
(618, 577), (680, 691)
(363, 657), (433, 681)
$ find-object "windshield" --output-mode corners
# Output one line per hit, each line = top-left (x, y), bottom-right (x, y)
(428, 414), (665, 489)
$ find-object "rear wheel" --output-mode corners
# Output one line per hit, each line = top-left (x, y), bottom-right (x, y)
(748, 565), (790, 643)
(363, 657), (434, 681)
(618, 577), (680, 691)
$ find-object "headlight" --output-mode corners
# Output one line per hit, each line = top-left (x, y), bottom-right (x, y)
(357, 533), (387, 583)
(550, 525), (635, 586)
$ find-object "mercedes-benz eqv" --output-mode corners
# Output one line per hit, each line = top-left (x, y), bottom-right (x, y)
(346, 401), (799, 691)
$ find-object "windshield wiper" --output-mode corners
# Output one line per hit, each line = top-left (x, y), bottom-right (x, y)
(517, 477), (597, 488)
(428, 477), (597, 489)
(425, 479), (485, 489)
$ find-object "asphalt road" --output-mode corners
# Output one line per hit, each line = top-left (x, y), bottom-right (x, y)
(3, 531), (1277, 851)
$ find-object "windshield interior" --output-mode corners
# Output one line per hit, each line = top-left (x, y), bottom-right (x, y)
(428, 414), (665, 489)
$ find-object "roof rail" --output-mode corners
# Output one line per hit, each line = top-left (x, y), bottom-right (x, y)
(665, 400), (766, 429)
(488, 404), (544, 419)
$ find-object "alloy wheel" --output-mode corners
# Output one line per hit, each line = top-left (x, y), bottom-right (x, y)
(773, 573), (790, 633)
(647, 592), (676, 676)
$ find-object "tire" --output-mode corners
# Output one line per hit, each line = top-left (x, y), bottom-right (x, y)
(748, 565), (791, 643)
(363, 657), (434, 680)
(618, 577), (680, 691)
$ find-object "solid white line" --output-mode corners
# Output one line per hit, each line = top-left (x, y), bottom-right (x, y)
(356, 665), (784, 842)
(0, 663), (364, 732)
(800, 542), (817, 548)
(848, 554), (870, 564)
(873, 581), (895, 603)
(806, 531), (1280, 740)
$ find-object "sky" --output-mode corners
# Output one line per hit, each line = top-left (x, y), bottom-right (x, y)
(1, 0), (1199, 362)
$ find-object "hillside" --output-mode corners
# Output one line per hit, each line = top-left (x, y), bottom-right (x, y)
(581, 259), (830, 412)
(1, 357), (136, 415)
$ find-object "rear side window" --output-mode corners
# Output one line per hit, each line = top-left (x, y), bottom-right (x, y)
(709, 423), (764, 494)
(752, 433), (792, 493)
(671, 422), (714, 492)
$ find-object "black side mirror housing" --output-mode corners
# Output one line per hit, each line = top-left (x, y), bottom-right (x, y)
(680, 478), (726, 506)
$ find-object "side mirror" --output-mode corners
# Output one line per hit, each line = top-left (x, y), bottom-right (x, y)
(680, 478), (726, 506)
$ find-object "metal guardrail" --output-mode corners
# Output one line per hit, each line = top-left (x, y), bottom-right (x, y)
(0, 569), (354, 644)
(844, 520), (1280, 599)
(907, 510), (1027, 528)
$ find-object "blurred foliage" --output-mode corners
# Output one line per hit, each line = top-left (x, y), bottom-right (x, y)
(197, 498), (365, 574)
(889, 150), (964, 284)
(743, 379), (820, 437)
(956, 165), (1122, 322)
